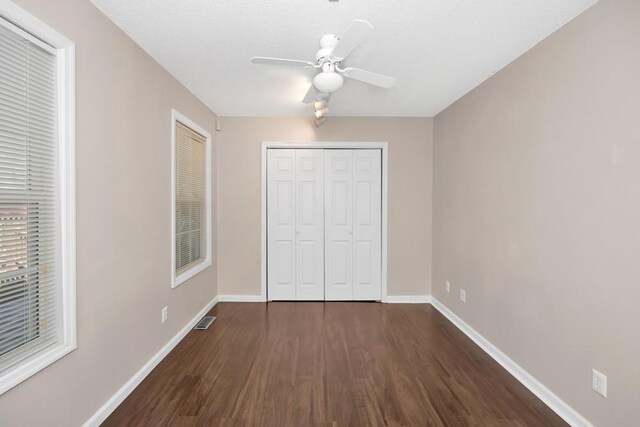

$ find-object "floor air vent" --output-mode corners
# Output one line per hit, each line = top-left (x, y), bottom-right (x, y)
(194, 316), (216, 330)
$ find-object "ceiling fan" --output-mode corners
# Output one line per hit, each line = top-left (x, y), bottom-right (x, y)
(250, 20), (397, 106)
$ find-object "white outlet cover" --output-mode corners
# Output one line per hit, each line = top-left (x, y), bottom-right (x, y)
(460, 289), (466, 303)
(161, 306), (168, 324)
(592, 369), (607, 398)
(446, 281), (451, 292)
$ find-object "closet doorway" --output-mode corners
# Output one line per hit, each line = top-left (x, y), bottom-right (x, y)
(260, 142), (388, 302)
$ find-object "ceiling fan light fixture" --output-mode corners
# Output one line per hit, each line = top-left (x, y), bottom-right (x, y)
(315, 107), (330, 119)
(314, 99), (328, 110)
(251, 19), (396, 108)
(313, 71), (344, 93)
(314, 117), (327, 128)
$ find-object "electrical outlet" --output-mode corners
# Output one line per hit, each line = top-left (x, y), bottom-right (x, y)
(446, 280), (451, 293)
(592, 369), (607, 397)
(161, 306), (168, 324)
(459, 289), (466, 303)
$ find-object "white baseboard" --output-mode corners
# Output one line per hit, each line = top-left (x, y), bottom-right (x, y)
(83, 296), (219, 427)
(430, 298), (592, 427)
(219, 295), (432, 303)
(218, 294), (264, 302)
(385, 295), (432, 304)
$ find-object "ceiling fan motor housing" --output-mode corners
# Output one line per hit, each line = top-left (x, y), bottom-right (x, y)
(316, 34), (339, 62)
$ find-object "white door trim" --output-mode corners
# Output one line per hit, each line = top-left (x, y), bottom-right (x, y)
(261, 141), (388, 302)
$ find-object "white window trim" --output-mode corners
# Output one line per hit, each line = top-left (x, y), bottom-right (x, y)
(0, 0), (76, 396)
(171, 110), (212, 288)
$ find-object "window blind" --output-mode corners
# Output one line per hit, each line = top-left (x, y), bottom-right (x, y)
(175, 122), (206, 272)
(0, 22), (59, 372)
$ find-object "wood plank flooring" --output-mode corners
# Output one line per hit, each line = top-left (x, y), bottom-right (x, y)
(103, 302), (567, 426)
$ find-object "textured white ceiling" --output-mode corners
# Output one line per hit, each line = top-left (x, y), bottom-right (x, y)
(90, 0), (597, 117)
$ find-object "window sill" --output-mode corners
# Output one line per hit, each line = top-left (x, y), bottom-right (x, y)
(0, 341), (77, 395)
(173, 258), (212, 288)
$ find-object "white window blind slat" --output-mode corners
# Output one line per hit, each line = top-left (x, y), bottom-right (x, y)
(175, 122), (206, 273)
(0, 20), (60, 373)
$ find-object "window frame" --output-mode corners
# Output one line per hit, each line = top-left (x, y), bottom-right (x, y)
(0, 2), (76, 395)
(171, 110), (212, 288)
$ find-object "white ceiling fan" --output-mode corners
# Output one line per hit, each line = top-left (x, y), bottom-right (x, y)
(251, 20), (397, 105)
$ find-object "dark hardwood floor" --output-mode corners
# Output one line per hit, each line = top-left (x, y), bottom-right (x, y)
(103, 302), (566, 426)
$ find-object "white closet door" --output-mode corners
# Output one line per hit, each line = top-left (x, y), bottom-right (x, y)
(325, 149), (381, 301)
(352, 150), (382, 300)
(267, 149), (296, 300)
(295, 150), (324, 300)
(269, 148), (381, 301)
(324, 150), (354, 300)
(268, 149), (324, 300)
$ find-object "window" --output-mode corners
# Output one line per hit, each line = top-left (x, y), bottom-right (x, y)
(171, 110), (211, 287)
(0, 3), (75, 395)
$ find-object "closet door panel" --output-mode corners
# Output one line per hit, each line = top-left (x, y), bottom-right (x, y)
(267, 149), (296, 300)
(352, 150), (382, 300)
(295, 150), (324, 300)
(269, 148), (381, 302)
(324, 150), (353, 300)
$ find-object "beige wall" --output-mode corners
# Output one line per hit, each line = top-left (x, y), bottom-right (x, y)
(217, 117), (433, 297)
(3, 0), (634, 425)
(0, 0), (217, 425)
(433, 0), (639, 425)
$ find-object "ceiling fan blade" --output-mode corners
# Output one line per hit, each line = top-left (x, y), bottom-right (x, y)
(251, 56), (315, 67)
(302, 84), (323, 104)
(342, 67), (396, 88)
(331, 19), (374, 60)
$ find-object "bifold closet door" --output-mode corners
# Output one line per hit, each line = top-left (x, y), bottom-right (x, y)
(325, 149), (382, 301)
(267, 149), (324, 300)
